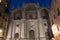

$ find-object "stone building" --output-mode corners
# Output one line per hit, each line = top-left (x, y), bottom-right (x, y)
(49, 0), (60, 40)
(0, 0), (9, 40)
(6, 3), (51, 40)
(0, 13), (8, 40)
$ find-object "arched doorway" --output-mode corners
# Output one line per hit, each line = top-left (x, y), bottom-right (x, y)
(29, 30), (35, 40)
(14, 33), (19, 40)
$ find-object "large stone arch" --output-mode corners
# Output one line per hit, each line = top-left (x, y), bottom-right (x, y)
(40, 8), (50, 19)
(11, 8), (22, 20)
(23, 4), (38, 19)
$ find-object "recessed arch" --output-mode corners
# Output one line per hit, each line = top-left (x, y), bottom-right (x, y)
(25, 4), (38, 19)
(40, 8), (49, 19)
(29, 30), (35, 40)
(11, 8), (22, 20)
(14, 33), (19, 38)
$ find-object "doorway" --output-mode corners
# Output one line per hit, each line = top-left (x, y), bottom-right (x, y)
(29, 30), (35, 40)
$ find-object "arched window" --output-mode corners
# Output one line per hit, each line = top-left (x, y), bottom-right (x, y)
(29, 30), (35, 40)
(14, 12), (22, 20)
(14, 33), (19, 38)
(41, 9), (49, 19)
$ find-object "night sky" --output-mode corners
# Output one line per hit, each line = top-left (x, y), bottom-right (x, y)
(9, 0), (52, 12)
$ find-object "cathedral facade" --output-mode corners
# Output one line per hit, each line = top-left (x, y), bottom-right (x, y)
(6, 3), (50, 40)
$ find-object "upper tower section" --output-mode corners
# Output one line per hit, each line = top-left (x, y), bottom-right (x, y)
(22, 3), (39, 19)
(11, 8), (22, 20)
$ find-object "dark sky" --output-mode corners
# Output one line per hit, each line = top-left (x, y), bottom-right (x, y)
(9, 0), (52, 12)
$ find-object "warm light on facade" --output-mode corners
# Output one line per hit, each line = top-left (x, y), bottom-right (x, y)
(0, 29), (3, 37)
(0, 29), (2, 32)
(52, 24), (58, 35)
(0, 0), (2, 3)
(16, 38), (19, 40)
